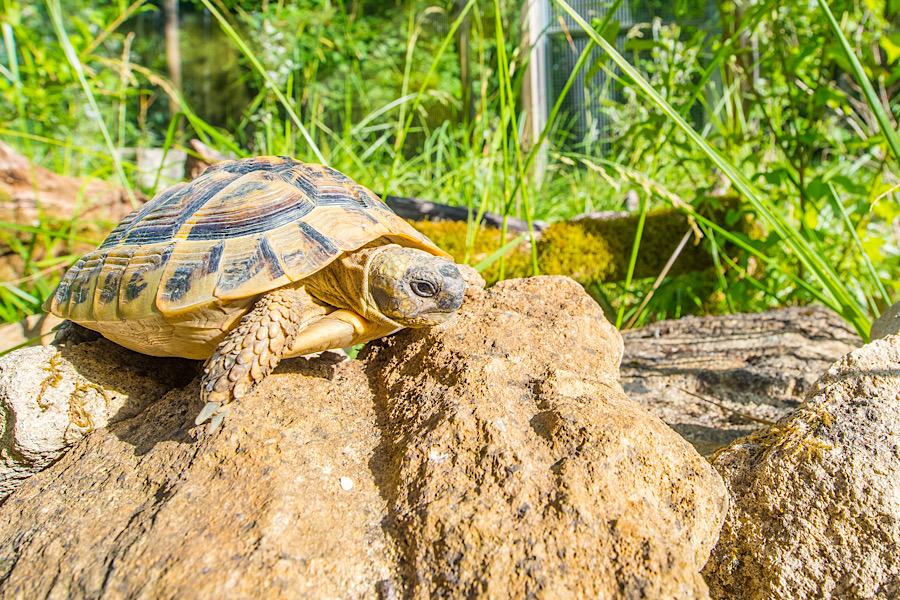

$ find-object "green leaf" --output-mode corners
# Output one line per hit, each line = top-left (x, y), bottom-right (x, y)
(806, 178), (830, 201)
(725, 209), (741, 227)
(763, 168), (790, 186)
(881, 34), (900, 64)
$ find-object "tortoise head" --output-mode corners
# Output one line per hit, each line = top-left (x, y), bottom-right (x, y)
(367, 246), (466, 327)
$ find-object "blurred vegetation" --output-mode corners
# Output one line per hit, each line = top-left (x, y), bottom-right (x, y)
(0, 0), (898, 339)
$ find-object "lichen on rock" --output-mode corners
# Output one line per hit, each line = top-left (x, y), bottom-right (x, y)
(704, 332), (900, 599)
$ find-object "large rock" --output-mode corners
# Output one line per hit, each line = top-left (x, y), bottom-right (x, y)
(703, 332), (900, 599)
(0, 276), (727, 599)
(364, 276), (727, 598)
(620, 307), (860, 455)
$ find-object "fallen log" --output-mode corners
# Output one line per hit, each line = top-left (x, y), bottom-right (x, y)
(0, 141), (143, 225)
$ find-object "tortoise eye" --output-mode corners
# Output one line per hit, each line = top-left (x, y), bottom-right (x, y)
(411, 280), (437, 298)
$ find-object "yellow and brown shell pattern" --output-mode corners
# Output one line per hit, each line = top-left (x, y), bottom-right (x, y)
(47, 156), (445, 325)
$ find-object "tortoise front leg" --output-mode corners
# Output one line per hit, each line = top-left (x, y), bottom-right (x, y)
(197, 286), (329, 431)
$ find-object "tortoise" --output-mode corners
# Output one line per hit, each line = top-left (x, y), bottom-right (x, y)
(45, 156), (476, 431)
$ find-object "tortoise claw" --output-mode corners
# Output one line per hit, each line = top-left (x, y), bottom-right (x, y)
(208, 411), (227, 434)
(195, 401), (221, 426)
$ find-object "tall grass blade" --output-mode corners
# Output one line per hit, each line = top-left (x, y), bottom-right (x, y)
(0, 221), (97, 244)
(816, 0), (900, 166)
(827, 182), (891, 306)
(474, 233), (528, 272)
(46, 0), (138, 208)
(2, 22), (28, 151)
(616, 193), (648, 328)
(553, 0), (871, 338)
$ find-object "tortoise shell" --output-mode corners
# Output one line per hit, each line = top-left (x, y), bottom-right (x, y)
(48, 156), (447, 325)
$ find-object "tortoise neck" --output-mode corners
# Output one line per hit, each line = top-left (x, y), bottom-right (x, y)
(304, 243), (403, 330)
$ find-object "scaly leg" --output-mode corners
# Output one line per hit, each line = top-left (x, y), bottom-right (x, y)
(197, 286), (328, 431)
(52, 320), (102, 347)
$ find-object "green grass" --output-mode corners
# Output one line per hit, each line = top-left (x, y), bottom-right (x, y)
(0, 0), (897, 340)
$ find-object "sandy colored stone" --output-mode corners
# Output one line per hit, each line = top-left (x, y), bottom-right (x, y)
(0, 352), (393, 599)
(703, 333), (900, 599)
(365, 276), (727, 598)
(621, 306), (860, 455)
(871, 300), (900, 340)
(0, 276), (727, 599)
(0, 341), (195, 501)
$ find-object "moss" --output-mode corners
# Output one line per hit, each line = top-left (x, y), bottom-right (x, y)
(408, 220), (532, 285)
(409, 196), (744, 286)
(567, 210), (713, 281)
(534, 222), (614, 283)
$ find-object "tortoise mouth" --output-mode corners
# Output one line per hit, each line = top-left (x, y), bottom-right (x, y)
(400, 311), (455, 327)
(406, 306), (459, 325)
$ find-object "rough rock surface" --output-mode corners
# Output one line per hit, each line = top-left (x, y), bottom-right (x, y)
(364, 276), (727, 598)
(0, 343), (195, 500)
(620, 306), (860, 455)
(871, 300), (900, 340)
(0, 276), (727, 599)
(703, 332), (900, 599)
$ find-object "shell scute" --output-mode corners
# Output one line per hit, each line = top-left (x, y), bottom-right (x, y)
(278, 221), (341, 280)
(97, 183), (186, 251)
(46, 257), (83, 315)
(156, 241), (225, 313)
(90, 247), (136, 322)
(276, 165), (318, 201)
(118, 243), (176, 320)
(213, 235), (290, 301)
(67, 252), (106, 321)
(183, 171), (315, 242)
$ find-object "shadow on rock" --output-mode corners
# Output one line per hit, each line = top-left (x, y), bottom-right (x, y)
(111, 351), (349, 456)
